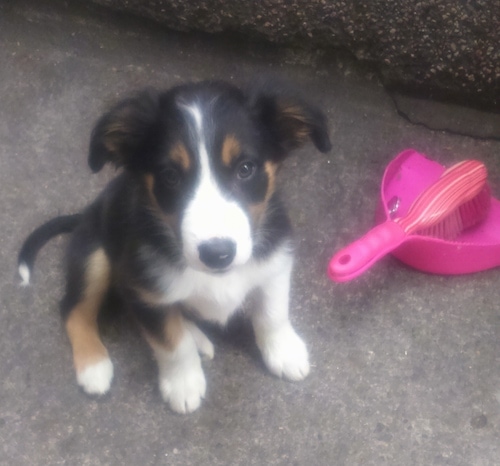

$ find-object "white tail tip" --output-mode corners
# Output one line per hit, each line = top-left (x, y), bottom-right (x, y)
(18, 263), (31, 286)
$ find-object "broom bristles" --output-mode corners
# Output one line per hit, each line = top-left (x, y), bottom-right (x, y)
(416, 184), (491, 240)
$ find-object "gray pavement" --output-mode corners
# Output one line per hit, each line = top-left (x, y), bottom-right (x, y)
(1, 2), (500, 465)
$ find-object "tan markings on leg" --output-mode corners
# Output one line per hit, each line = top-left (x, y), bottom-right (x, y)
(65, 249), (111, 373)
(164, 310), (184, 351)
(221, 134), (241, 167)
(249, 161), (278, 225)
(170, 142), (191, 171)
(133, 286), (164, 308)
(143, 308), (185, 353)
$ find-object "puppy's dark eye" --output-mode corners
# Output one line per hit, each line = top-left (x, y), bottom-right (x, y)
(161, 167), (181, 187)
(236, 161), (256, 180)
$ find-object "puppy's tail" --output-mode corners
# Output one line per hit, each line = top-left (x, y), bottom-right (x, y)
(17, 214), (82, 286)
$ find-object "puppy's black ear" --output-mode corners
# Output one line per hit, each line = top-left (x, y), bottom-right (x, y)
(248, 80), (331, 159)
(89, 90), (162, 173)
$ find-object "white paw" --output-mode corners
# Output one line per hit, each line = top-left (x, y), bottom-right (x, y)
(159, 360), (206, 414)
(184, 321), (214, 360)
(257, 325), (310, 381)
(77, 358), (114, 395)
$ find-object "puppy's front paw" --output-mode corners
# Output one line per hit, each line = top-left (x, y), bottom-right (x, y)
(184, 321), (214, 360)
(257, 325), (310, 381)
(76, 358), (114, 396)
(159, 360), (206, 414)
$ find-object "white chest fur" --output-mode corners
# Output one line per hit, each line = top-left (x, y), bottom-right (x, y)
(158, 246), (293, 324)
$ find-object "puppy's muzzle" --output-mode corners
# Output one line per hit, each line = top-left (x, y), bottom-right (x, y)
(198, 238), (236, 270)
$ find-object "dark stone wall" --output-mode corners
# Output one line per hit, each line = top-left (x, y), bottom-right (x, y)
(88, 0), (499, 110)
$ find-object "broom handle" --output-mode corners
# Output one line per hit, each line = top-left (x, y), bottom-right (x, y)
(328, 221), (407, 282)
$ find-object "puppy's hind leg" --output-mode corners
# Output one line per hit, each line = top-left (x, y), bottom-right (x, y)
(62, 245), (113, 396)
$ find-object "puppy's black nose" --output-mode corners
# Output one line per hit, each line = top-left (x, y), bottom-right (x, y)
(198, 238), (236, 270)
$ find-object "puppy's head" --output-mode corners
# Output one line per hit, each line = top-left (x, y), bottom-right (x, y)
(89, 80), (331, 272)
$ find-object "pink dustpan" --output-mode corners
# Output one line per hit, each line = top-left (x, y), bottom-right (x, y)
(376, 149), (500, 275)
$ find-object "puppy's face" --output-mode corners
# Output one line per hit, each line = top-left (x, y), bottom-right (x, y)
(89, 81), (331, 272)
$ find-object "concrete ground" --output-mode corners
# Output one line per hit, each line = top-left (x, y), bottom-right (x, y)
(1, 1), (499, 465)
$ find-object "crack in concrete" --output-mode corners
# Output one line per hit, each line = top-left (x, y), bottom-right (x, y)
(386, 90), (500, 142)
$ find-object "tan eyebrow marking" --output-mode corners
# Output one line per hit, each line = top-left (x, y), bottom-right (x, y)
(170, 142), (191, 171)
(221, 134), (241, 166)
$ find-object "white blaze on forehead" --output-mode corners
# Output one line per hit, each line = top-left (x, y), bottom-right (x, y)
(178, 101), (211, 183)
(182, 103), (203, 134)
(178, 101), (253, 271)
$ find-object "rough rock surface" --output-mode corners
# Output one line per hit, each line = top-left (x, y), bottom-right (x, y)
(86, 0), (500, 110)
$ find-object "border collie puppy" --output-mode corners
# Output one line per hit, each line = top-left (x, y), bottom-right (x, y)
(18, 80), (331, 413)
